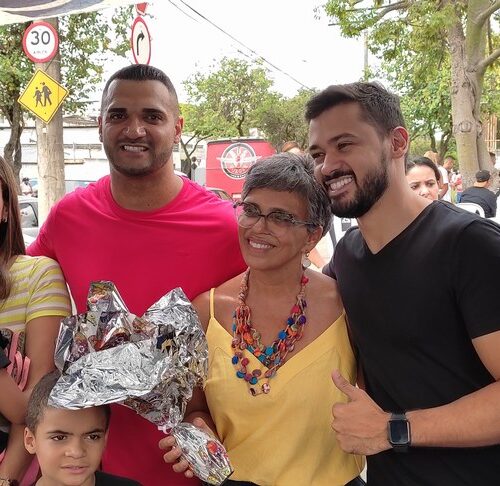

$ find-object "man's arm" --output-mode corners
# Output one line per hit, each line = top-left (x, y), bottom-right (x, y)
(408, 330), (500, 447)
(438, 167), (449, 199)
(331, 334), (500, 455)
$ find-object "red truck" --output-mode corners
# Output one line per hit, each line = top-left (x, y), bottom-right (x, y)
(205, 138), (275, 199)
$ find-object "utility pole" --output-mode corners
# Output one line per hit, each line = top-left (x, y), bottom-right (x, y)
(34, 17), (65, 224)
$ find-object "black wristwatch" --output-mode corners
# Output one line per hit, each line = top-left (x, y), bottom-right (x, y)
(388, 412), (411, 452)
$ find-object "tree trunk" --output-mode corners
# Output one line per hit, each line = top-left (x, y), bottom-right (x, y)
(35, 18), (65, 224)
(3, 100), (24, 190)
(448, 0), (492, 188)
(448, 20), (479, 188)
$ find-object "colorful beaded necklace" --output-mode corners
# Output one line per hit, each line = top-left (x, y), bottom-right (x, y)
(231, 268), (309, 396)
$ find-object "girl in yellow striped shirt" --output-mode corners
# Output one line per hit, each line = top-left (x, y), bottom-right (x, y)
(0, 156), (71, 486)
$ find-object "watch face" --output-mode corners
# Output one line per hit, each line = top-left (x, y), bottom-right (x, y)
(389, 420), (410, 445)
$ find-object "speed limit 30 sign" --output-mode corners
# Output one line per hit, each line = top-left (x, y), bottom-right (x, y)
(22, 21), (59, 63)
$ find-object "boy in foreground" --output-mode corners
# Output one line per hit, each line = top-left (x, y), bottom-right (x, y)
(23, 372), (141, 486)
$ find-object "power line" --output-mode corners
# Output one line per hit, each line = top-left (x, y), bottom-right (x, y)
(168, 0), (313, 91)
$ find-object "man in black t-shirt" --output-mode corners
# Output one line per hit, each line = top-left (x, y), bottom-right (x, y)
(306, 82), (500, 486)
(459, 169), (497, 217)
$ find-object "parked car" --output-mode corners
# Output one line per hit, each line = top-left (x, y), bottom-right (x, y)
(19, 195), (39, 238)
(26, 178), (94, 196)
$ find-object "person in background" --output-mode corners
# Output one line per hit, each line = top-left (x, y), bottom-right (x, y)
(19, 179), (32, 197)
(405, 156), (440, 201)
(490, 151), (498, 170)
(459, 169), (497, 218)
(281, 140), (303, 155)
(0, 156), (71, 486)
(24, 371), (141, 486)
(27, 64), (245, 486)
(160, 153), (365, 486)
(307, 81), (500, 485)
(424, 151), (450, 201)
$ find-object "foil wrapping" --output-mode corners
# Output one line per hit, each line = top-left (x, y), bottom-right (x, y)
(49, 281), (232, 485)
(172, 423), (233, 485)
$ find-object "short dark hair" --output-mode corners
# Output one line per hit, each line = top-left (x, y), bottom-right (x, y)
(101, 64), (179, 114)
(475, 170), (491, 182)
(305, 81), (405, 137)
(406, 156), (441, 183)
(241, 152), (332, 236)
(26, 371), (111, 432)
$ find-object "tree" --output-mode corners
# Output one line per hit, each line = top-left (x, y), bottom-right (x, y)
(178, 102), (233, 177)
(323, 0), (500, 186)
(183, 57), (276, 138)
(256, 88), (317, 151)
(0, 8), (132, 183)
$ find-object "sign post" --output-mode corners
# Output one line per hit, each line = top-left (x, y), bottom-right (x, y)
(20, 18), (66, 224)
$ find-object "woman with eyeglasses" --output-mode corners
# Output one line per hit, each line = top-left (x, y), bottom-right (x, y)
(160, 153), (365, 486)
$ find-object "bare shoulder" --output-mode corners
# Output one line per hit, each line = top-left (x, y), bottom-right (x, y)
(306, 269), (341, 300)
(192, 291), (211, 331)
(192, 273), (245, 331)
(305, 269), (343, 315)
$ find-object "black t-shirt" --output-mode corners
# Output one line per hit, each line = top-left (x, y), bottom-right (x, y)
(30, 471), (142, 486)
(459, 186), (497, 217)
(95, 471), (142, 485)
(0, 333), (9, 369)
(326, 201), (500, 486)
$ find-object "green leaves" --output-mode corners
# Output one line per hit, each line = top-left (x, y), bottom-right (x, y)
(183, 57), (276, 138)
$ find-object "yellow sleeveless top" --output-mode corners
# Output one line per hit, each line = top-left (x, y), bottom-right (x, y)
(204, 289), (364, 486)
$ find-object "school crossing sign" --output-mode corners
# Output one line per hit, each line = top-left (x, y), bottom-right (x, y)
(18, 70), (68, 123)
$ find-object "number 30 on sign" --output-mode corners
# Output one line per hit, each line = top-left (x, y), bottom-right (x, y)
(22, 21), (59, 64)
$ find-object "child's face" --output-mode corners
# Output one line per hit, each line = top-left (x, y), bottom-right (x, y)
(24, 406), (108, 486)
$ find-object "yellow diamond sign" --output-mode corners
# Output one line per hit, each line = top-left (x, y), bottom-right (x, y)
(18, 69), (68, 123)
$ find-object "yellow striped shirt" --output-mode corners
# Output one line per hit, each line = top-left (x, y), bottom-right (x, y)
(0, 255), (71, 333)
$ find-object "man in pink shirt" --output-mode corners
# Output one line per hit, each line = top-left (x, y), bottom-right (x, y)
(28, 64), (245, 486)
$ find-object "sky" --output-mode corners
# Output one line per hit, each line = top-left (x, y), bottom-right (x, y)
(102, 0), (366, 103)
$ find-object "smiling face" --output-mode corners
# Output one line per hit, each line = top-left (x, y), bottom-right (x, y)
(237, 188), (321, 271)
(98, 79), (183, 178)
(406, 165), (439, 201)
(24, 407), (108, 486)
(308, 102), (391, 218)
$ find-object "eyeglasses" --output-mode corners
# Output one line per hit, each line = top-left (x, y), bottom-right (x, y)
(234, 201), (314, 235)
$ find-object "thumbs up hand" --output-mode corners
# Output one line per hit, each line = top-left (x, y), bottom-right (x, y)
(331, 370), (392, 455)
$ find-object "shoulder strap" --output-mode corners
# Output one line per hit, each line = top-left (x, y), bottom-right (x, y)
(209, 288), (216, 320)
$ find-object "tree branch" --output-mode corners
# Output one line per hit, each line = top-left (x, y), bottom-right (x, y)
(375, 1), (409, 20)
(343, 1), (408, 12)
(477, 47), (500, 75)
(476, 0), (500, 27)
(328, 0), (408, 25)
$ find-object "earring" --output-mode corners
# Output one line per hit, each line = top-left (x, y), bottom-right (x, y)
(302, 252), (311, 269)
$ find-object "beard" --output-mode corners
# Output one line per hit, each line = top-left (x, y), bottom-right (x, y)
(329, 154), (389, 218)
(105, 146), (171, 178)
